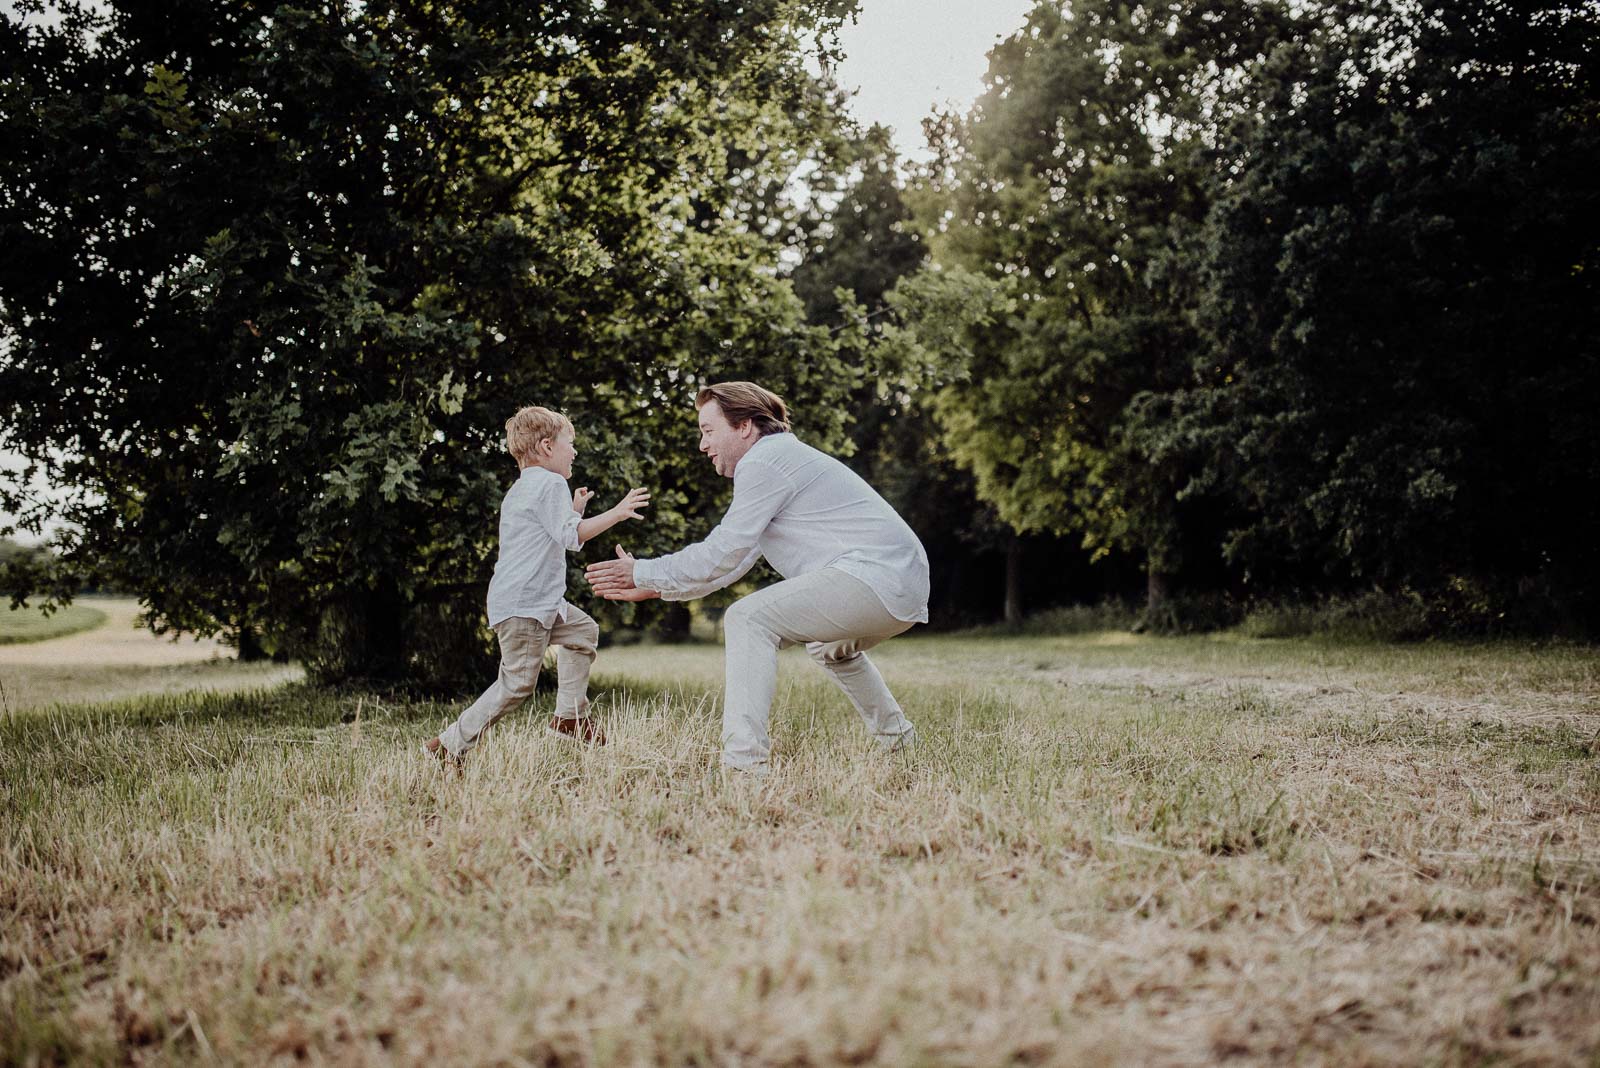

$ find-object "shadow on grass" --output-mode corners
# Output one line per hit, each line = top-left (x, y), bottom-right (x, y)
(0, 676), (725, 827)
(1, 669), (715, 728)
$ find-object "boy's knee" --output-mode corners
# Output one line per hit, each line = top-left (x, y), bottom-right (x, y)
(502, 672), (539, 701)
(552, 619), (599, 657)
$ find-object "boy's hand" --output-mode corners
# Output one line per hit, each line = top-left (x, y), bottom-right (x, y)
(573, 489), (649, 548)
(613, 487), (650, 520)
(572, 487), (594, 514)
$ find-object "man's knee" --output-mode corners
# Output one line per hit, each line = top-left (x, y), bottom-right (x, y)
(725, 596), (789, 652)
(723, 596), (760, 635)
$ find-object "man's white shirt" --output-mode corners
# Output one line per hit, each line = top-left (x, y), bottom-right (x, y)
(485, 466), (582, 628)
(632, 432), (930, 623)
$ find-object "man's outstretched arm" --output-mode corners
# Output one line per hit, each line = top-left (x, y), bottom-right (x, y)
(588, 457), (786, 601)
(586, 542), (763, 601)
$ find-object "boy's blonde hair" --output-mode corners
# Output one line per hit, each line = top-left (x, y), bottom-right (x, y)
(505, 405), (573, 463)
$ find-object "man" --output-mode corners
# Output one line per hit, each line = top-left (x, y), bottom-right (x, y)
(585, 381), (929, 774)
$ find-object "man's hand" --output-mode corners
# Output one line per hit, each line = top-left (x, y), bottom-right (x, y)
(586, 545), (658, 601)
(572, 487), (594, 514)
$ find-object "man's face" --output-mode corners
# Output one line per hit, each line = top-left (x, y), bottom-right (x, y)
(542, 429), (577, 479)
(698, 401), (757, 478)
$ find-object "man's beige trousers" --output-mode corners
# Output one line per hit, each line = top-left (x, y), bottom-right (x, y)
(721, 567), (915, 772)
(440, 608), (598, 757)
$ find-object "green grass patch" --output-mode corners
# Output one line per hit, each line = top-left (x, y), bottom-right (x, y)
(0, 601), (107, 644)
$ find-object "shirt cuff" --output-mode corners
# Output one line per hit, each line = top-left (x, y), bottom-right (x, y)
(559, 510), (582, 552)
(633, 557), (664, 593)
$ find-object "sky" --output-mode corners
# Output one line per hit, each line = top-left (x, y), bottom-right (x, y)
(0, 0), (1037, 544)
(830, 0), (1035, 161)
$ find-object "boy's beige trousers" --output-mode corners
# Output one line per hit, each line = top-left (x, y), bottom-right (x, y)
(721, 567), (916, 772)
(439, 607), (598, 757)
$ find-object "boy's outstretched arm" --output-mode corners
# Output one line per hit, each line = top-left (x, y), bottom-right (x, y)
(576, 487), (650, 546)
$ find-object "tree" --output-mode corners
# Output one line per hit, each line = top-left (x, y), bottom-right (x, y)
(1176, 0), (1600, 625)
(890, 0), (1301, 623)
(790, 124), (925, 329)
(788, 125), (1015, 623)
(0, 0), (866, 687)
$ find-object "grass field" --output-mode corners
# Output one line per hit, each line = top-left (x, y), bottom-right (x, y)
(2, 629), (1597, 1065)
(0, 601), (107, 645)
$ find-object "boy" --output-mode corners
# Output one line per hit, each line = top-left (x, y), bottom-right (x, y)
(423, 405), (649, 763)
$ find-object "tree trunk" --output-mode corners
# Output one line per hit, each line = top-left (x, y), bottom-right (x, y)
(1004, 537), (1024, 625)
(310, 583), (409, 687)
(1132, 562), (1174, 634)
(1146, 566), (1169, 617)
(649, 601), (693, 644)
(363, 581), (408, 682)
(235, 625), (269, 662)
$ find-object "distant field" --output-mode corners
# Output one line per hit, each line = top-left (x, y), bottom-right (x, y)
(1, 630), (1597, 1065)
(0, 601), (106, 645)
(0, 597), (301, 712)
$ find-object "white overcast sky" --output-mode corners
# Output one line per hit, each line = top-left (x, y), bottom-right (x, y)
(832, 0), (1035, 160)
(0, 0), (1036, 542)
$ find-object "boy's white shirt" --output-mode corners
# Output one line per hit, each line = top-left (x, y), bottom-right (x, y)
(485, 465), (583, 628)
(632, 432), (930, 623)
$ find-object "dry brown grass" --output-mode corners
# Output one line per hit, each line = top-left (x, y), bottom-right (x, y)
(1, 630), (1596, 1065)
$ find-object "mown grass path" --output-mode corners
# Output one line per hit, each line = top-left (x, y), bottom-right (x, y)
(0, 597), (300, 714)
(0, 601), (106, 646)
(2, 631), (1596, 1065)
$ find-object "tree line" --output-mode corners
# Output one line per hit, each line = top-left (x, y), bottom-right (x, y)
(2, 0), (1595, 689)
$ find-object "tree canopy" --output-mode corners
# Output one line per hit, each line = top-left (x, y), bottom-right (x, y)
(4, 0), (1597, 661)
(892, 0), (1301, 616)
(1, 0), (870, 685)
(1178, 0), (1600, 618)
(886, 0), (1599, 629)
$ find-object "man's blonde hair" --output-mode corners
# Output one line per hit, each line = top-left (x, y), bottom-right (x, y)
(696, 381), (790, 436)
(505, 405), (573, 463)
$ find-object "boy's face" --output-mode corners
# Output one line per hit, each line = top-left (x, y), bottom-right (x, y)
(538, 429), (577, 478)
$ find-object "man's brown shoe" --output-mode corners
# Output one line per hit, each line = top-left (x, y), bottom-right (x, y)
(547, 715), (606, 746)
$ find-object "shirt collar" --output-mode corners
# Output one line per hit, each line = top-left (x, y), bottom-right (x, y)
(748, 432), (791, 459)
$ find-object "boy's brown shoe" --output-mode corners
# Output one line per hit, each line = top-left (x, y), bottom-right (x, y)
(421, 735), (462, 770)
(547, 715), (606, 746)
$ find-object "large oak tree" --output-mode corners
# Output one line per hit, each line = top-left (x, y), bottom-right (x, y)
(0, 0), (868, 686)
